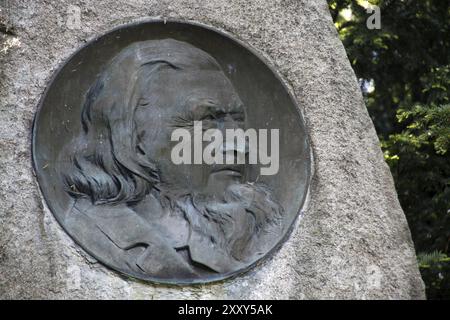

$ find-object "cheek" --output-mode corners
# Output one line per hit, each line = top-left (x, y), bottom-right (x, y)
(135, 111), (170, 155)
(141, 130), (173, 160)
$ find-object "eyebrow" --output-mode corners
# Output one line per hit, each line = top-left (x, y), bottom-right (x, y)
(191, 99), (244, 114)
(191, 104), (225, 116)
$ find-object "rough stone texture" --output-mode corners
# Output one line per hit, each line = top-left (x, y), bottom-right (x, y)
(0, 0), (425, 299)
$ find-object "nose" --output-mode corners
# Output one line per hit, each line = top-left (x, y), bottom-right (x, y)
(219, 121), (249, 165)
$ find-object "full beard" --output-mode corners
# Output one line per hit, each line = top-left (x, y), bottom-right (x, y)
(157, 182), (284, 265)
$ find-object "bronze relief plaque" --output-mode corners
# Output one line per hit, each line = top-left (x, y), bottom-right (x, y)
(32, 20), (311, 284)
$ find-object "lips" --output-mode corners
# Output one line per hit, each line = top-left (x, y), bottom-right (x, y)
(211, 164), (244, 177)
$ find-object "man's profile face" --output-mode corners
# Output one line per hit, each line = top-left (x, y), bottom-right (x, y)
(35, 32), (310, 284)
(134, 67), (247, 198)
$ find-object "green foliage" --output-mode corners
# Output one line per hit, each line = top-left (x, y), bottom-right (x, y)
(418, 251), (450, 299)
(393, 103), (450, 155)
(418, 251), (450, 267)
(328, 0), (450, 299)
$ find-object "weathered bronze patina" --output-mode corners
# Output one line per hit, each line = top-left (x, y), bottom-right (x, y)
(32, 20), (311, 284)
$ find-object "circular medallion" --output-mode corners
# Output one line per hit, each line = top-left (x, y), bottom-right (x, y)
(32, 20), (311, 284)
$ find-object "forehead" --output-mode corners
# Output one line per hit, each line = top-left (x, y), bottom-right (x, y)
(145, 68), (242, 112)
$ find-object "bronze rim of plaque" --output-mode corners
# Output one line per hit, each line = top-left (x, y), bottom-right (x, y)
(32, 19), (312, 284)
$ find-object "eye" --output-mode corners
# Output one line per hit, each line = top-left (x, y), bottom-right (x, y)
(200, 114), (216, 121)
(231, 112), (245, 122)
(202, 110), (228, 121)
(137, 98), (151, 107)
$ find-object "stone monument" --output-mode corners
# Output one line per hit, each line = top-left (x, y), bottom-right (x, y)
(0, 0), (425, 299)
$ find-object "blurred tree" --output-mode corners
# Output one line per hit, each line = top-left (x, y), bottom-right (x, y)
(328, 0), (450, 299)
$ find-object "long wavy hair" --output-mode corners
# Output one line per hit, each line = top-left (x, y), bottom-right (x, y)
(60, 39), (222, 205)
